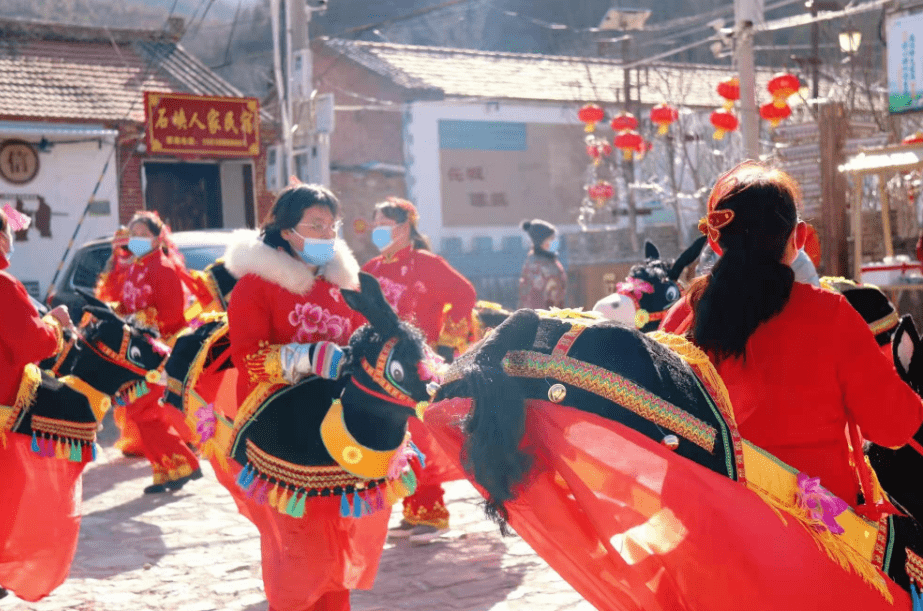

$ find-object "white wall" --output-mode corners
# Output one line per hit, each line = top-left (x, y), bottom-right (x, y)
(404, 100), (583, 252)
(0, 125), (119, 298)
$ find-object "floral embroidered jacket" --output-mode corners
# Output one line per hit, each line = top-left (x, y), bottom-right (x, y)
(224, 230), (364, 402)
(0, 258), (63, 406)
(518, 250), (566, 310)
(95, 247), (187, 339)
(362, 245), (476, 351)
(661, 282), (923, 506)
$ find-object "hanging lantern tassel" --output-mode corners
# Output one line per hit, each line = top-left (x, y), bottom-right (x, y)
(578, 103), (605, 133)
(710, 109), (738, 141)
(767, 72), (800, 109)
(716, 77), (740, 112)
(649, 103), (679, 136)
(759, 102), (791, 130)
(587, 181), (614, 209)
(614, 130), (643, 161)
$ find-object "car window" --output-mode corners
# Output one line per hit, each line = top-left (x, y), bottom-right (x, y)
(179, 246), (227, 271)
(69, 246), (112, 289)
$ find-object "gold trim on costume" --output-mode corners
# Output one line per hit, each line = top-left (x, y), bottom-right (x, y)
(0, 363), (42, 436)
(31, 415), (97, 442)
(245, 438), (378, 491)
(320, 398), (408, 479)
(41, 314), (65, 355)
(243, 341), (287, 385)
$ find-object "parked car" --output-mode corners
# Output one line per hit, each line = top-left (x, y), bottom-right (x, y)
(47, 229), (237, 317)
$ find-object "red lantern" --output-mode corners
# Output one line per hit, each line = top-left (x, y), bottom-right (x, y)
(903, 132), (923, 145)
(649, 103), (679, 136)
(716, 77), (740, 111)
(710, 109), (738, 140)
(585, 138), (612, 166)
(767, 72), (799, 108)
(759, 101), (791, 128)
(614, 130), (643, 160)
(588, 181), (614, 208)
(611, 112), (638, 133)
(578, 104), (605, 132)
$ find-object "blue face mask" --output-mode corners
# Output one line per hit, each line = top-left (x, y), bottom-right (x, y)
(372, 226), (393, 251)
(547, 237), (560, 253)
(296, 234), (336, 266)
(127, 237), (154, 258)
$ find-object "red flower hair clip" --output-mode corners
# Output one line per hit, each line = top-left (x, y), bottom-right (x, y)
(698, 209), (735, 242)
(386, 197), (419, 225)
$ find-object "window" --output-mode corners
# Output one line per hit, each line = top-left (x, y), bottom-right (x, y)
(69, 246), (112, 289)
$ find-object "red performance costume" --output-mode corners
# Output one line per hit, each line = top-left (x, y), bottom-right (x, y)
(0, 246), (89, 601)
(363, 244), (475, 530)
(662, 282), (923, 507)
(95, 231), (199, 490)
(224, 231), (378, 611)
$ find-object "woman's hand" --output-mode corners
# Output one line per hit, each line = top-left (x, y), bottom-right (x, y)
(48, 305), (75, 331)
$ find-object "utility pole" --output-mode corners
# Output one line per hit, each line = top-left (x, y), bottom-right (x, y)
(270, 0), (293, 182)
(290, 1), (331, 186)
(623, 34), (639, 253)
(734, 0), (761, 160)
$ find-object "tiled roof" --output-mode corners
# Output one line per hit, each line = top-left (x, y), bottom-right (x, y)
(0, 18), (245, 123)
(321, 38), (780, 108)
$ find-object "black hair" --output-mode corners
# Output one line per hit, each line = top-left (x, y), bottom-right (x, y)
(374, 198), (430, 251)
(128, 213), (163, 237)
(688, 164), (800, 361)
(0, 210), (6, 233)
(261, 184), (340, 257)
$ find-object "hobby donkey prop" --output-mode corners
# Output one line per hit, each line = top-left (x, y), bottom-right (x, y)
(68, 289), (203, 492)
(0, 204), (99, 602)
(593, 236), (706, 331)
(0, 360), (99, 602)
(426, 308), (923, 611)
(207, 271), (437, 611)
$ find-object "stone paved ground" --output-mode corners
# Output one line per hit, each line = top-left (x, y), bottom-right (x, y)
(0, 442), (595, 611)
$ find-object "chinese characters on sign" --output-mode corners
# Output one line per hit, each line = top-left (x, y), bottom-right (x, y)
(144, 92), (260, 157)
(446, 165), (508, 207)
(888, 13), (923, 113)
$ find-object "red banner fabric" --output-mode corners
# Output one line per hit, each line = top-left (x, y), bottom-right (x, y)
(144, 92), (260, 158)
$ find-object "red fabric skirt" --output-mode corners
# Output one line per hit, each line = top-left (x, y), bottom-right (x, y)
(425, 397), (910, 611)
(407, 416), (465, 487)
(0, 432), (86, 601)
(213, 459), (390, 611)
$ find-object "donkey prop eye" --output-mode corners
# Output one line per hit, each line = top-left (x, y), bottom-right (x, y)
(664, 285), (681, 303)
(388, 359), (405, 384)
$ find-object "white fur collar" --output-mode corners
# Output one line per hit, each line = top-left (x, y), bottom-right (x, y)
(223, 229), (360, 295)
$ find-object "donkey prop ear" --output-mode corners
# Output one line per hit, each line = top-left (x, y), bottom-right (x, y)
(894, 315), (921, 385)
(644, 241), (660, 261)
(75, 287), (116, 313)
(341, 272), (400, 336)
(476, 309), (541, 366)
(668, 235), (708, 281)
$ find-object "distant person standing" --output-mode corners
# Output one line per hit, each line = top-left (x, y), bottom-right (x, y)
(363, 197), (475, 544)
(518, 219), (567, 309)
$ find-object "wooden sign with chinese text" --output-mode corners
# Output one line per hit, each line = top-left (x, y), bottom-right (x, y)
(144, 92), (260, 158)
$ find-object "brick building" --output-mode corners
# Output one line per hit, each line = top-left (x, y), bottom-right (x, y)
(0, 18), (277, 298)
(313, 38), (777, 307)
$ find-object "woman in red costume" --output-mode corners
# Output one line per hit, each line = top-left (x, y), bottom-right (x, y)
(95, 211), (201, 494)
(661, 161), (923, 507)
(224, 184), (369, 611)
(0, 207), (89, 602)
(362, 197), (475, 543)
